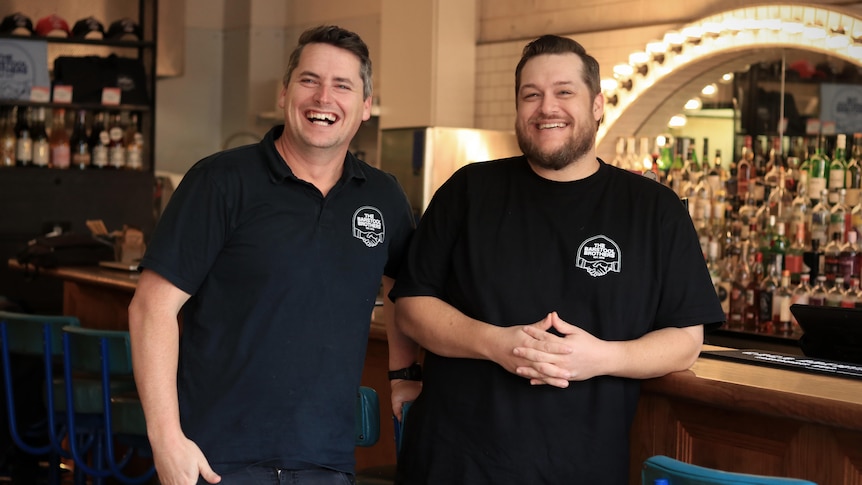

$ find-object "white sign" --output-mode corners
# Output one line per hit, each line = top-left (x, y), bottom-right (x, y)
(0, 39), (49, 101)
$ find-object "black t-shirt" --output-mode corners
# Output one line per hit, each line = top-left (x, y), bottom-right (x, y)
(141, 126), (414, 474)
(390, 157), (724, 484)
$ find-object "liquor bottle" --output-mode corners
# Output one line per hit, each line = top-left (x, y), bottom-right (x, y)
(0, 106), (15, 167)
(638, 136), (652, 174)
(809, 188), (831, 249)
(842, 277), (860, 308)
(772, 269), (793, 335)
(107, 112), (125, 169)
(846, 134), (862, 207)
(707, 240), (729, 317)
(728, 241), (751, 328)
(612, 137), (625, 168)
(758, 254), (780, 333)
(767, 167), (793, 226)
(624, 137), (639, 173)
(823, 232), (843, 288)
(48, 108), (70, 169)
(789, 175), (809, 246)
(124, 112), (144, 171)
(839, 230), (860, 285)
(763, 137), (782, 191)
(809, 275), (828, 306)
(771, 220), (789, 260)
(737, 135), (753, 199)
(69, 110), (91, 170)
(807, 137), (829, 202)
(828, 134), (848, 205)
(790, 273), (811, 328)
(31, 107), (49, 168)
(803, 238), (824, 282)
(785, 223), (806, 285)
(826, 276), (845, 307)
(90, 111), (109, 169)
(744, 251), (763, 330)
(828, 188), (850, 243)
(15, 106), (32, 167)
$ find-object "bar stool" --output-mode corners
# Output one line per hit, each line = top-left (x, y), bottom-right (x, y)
(61, 326), (155, 484)
(642, 455), (818, 484)
(355, 401), (410, 485)
(0, 310), (81, 484)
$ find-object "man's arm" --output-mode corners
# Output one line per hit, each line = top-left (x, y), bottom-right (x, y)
(395, 295), (556, 378)
(515, 313), (704, 387)
(383, 277), (421, 420)
(128, 270), (220, 485)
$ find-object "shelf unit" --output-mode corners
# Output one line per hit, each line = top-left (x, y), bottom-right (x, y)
(0, 0), (158, 315)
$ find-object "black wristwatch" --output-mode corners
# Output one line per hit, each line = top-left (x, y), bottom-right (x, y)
(388, 363), (422, 381)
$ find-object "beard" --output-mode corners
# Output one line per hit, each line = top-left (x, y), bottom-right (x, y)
(516, 120), (595, 171)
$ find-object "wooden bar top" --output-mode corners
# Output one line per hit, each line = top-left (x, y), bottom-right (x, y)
(8, 259), (140, 292)
(648, 345), (862, 432)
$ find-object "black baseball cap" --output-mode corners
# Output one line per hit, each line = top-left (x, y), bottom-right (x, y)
(71, 16), (105, 39)
(106, 17), (141, 41)
(0, 12), (35, 36)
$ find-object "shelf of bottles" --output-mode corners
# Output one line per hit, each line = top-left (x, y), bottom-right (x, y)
(609, 131), (862, 340)
(0, 104), (147, 172)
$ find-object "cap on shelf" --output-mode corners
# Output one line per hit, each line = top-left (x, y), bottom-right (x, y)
(106, 17), (141, 41)
(71, 16), (105, 39)
(35, 14), (70, 37)
(0, 12), (35, 36)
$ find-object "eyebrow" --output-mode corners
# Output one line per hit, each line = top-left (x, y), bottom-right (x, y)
(519, 80), (576, 92)
(297, 70), (356, 87)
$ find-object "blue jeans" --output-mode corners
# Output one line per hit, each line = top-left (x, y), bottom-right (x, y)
(198, 467), (356, 484)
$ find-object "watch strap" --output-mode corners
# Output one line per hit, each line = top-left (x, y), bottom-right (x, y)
(388, 362), (422, 381)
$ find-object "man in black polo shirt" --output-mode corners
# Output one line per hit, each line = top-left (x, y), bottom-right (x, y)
(389, 35), (725, 484)
(129, 26), (414, 485)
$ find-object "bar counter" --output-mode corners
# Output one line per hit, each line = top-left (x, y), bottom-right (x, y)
(629, 344), (862, 484)
(8, 261), (862, 481)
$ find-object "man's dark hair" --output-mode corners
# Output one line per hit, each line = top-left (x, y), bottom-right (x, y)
(283, 25), (373, 99)
(515, 35), (601, 102)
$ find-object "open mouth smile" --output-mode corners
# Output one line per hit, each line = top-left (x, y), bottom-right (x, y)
(537, 122), (567, 129)
(306, 111), (338, 125)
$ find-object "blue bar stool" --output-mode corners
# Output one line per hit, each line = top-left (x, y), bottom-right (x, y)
(61, 326), (155, 484)
(0, 310), (81, 484)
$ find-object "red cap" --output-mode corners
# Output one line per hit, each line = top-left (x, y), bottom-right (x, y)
(35, 14), (70, 37)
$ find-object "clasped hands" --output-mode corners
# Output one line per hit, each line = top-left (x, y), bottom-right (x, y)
(504, 311), (610, 388)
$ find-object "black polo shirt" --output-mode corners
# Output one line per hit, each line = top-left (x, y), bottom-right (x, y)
(141, 125), (414, 474)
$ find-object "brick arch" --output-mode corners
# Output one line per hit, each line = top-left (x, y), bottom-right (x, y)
(596, 5), (862, 162)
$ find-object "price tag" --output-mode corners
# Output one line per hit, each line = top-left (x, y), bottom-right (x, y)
(52, 85), (73, 103)
(101, 87), (121, 106)
(29, 86), (50, 102)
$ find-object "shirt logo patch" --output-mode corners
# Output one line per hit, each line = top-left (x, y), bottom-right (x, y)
(575, 235), (621, 277)
(352, 206), (385, 248)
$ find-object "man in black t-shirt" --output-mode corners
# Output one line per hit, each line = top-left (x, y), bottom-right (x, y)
(388, 35), (725, 484)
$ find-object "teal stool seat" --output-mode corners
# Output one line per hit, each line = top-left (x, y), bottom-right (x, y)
(643, 455), (818, 485)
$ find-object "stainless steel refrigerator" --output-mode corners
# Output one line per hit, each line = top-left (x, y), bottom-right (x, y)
(380, 127), (522, 219)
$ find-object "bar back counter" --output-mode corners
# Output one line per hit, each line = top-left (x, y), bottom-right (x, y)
(9, 261), (862, 483)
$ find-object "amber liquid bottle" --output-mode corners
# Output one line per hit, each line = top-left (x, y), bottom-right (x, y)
(69, 110), (91, 170)
(49, 108), (70, 169)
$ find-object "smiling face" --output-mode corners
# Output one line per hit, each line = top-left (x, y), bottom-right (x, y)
(515, 53), (603, 174)
(278, 42), (371, 156)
